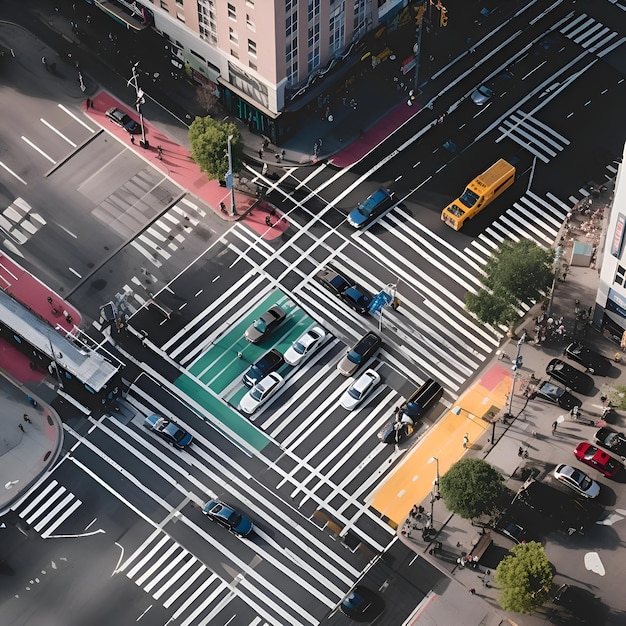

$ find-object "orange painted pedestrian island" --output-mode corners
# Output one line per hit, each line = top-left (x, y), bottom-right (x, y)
(368, 364), (513, 527)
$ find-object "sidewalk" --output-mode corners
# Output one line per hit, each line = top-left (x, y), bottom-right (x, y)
(0, 376), (63, 516)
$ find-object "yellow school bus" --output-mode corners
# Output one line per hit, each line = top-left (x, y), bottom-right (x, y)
(441, 159), (516, 231)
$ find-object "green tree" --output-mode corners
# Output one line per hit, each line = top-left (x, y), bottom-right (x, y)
(465, 239), (554, 327)
(495, 541), (553, 614)
(439, 458), (505, 520)
(188, 116), (243, 181)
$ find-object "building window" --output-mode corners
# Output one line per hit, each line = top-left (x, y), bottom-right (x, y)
(246, 13), (255, 31)
(246, 0), (255, 6)
(328, 2), (345, 56)
(615, 265), (626, 286)
(229, 27), (238, 44)
(160, 0), (169, 11)
(176, 11), (185, 22)
(198, 0), (217, 45)
(249, 60), (257, 71)
(248, 39), (256, 56)
(228, 3), (236, 19)
(175, 0), (183, 4)
(231, 48), (239, 59)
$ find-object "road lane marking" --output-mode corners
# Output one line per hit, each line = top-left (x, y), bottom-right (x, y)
(21, 136), (55, 163)
(58, 103), (96, 132)
(0, 160), (27, 185)
(40, 118), (77, 147)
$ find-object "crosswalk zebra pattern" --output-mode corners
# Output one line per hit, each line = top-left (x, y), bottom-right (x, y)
(560, 13), (626, 58)
(129, 196), (207, 269)
(118, 529), (233, 626)
(11, 479), (81, 539)
(497, 112), (570, 164)
(0, 197), (46, 247)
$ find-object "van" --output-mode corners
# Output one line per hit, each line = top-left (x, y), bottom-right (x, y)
(348, 188), (395, 228)
(441, 159), (516, 230)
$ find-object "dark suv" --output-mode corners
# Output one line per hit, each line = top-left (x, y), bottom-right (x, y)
(243, 349), (284, 388)
(337, 331), (381, 376)
(105, 107), (141, 134)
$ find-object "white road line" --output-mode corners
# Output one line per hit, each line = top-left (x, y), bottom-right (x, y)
(41, 499), (82, 538)
(0, 160), (27, 185)
(58, 103), (96, 132)
(21, 136), (55, 163)
(40, 118), (77, 147)
(33, 493), (75, 532)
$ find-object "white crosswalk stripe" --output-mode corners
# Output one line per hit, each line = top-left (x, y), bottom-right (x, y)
(10, 479), (82, 538)
(560, 13), (626, 57)
(497, 112), (570, 163)
(118, 530), (233, 622)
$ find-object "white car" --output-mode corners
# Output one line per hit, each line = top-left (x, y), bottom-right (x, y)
(554, 464), (600, 498)
(239, 372), (284, 415)
(340, 369), (381, 410)
(284, 326), (327, 366)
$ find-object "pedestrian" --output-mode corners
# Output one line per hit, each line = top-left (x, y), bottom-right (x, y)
(518, 446), (523, 457)
(18, 423), (24, 432)
(552, 421), (558, 435)
(468, 587), (476, 595)
(258, 149), (263, 159)
(463, 433), (469, 448)
(42, 56), (49, 70)
(281, 149), (285, 160)
(265, 216), (272, 227)
(157, 145), (163, 159)
(275, 152), (281, 162)
(86, 14), (91, 24)
(130, 135), (135, 145)
(85, 98), (91, 109)
(219, 201), (227, 214)
(23, 414), (31, 423)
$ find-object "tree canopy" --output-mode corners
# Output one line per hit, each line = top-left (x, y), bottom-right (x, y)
(439, 458), (506, 519)
(188, 116), (243, 181)
(465, 239), (554, 327)
(495, 541), (553, 614)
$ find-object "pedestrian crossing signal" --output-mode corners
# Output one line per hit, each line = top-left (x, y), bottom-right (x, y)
(440, 7), (448, 27)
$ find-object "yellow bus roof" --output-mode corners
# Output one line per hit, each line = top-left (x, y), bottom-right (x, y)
(471, 159), (515, 189)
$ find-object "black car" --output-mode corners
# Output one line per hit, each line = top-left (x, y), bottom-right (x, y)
(202, 499), (253, 537)
(316, 268), (355, 296)
(340, 285), (373, 315)
(242, 348), (284, 387)
(565, 342), (611, 376)
(493, 513), (527, 544)
(337, 331), (381, 376)
(545, 359), (594, 395)
(340, 586), (385, 622)
(531, 381), (582, 411)
(105, 107), (141, 134)
(594, 427), (626, 460)
(379, 378), (443, 444)
(245, 305), (286, 343)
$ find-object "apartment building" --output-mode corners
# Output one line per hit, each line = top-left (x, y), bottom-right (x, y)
(103, 0), (408, 141)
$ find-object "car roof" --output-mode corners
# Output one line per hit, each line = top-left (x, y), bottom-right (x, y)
(352, 370), (378, 392)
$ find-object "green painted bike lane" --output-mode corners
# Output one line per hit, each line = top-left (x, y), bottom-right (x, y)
(174, 372), (270, 451)
(188, 290), (315, 394)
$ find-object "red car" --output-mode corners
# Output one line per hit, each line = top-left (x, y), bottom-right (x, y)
(574, 442), (623, 478)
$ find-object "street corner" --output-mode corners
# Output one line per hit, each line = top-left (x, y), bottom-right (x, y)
(241, 202), (289, 240)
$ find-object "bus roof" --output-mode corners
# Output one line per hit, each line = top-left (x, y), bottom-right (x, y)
(472, 159), (515, 189)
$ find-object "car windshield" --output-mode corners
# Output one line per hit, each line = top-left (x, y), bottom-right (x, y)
(293, 340), (307, 355)
(253, 318), (266, 331)
(347, 350), (362, 364)
(348, 386), (363, 400)
(167, 425), (186, 442)
(459, 188), (479, 208)
(228, 511), (242, 526)
(570, 468), (590, 489)
(250, 387), (264, 401)
(479, 86), (492, 96)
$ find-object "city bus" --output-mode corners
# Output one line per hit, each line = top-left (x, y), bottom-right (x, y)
(441, 159), (516, 231)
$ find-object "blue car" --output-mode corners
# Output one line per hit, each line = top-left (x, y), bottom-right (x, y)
(203, 499), (254, 537)
(348, 188), (394, 228)
(143, 414), (193, 449)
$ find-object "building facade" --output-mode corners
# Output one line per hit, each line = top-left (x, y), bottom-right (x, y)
(133, 0), (407, 141)
(595, 142), (626, 344)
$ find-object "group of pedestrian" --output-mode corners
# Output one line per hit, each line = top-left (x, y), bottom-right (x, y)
(18, 413), (32, 433)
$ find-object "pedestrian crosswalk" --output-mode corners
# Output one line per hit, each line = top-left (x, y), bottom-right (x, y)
(11, 479), (81, 539)
(560, 13), (626, 58)
(118, 529), (234, 626)
(0, 197), (46, 249)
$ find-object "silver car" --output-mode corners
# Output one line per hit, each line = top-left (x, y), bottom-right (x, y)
(284, 326), (327, 366)
(471, 84), (493, 105)
(239, 372), (284, 415)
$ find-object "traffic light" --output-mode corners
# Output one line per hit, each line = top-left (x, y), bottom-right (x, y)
(440, 7), (448, 27)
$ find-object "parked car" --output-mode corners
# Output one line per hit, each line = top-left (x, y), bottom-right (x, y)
(337, 332), (381, 377)
(531, 381), (582, 411)
(340, 285), (374, 314)
(545, 359), (594, 394)
(340, 585), (385, 621)
(493, 512), (528, 544)
(514, 479), (595, 535)
(239, 372), (284, 414)
(202, 499), (253, 537)
(245, 305), (286, 343)
(379, 378), (443, 444)
(143, 414), (193, 449)
(340, 369), (381, 410)
(105, 107), (141, 134)
(574, 442), (623, 478)
(316, 267), (355, 296)
(284, 326), (327, 366)
(242, 349), (284, 388)
(594, 426), (626, 459)
(553, 464), (600, 498)
(471, 84), (494, 105)
(347, 188), (395, 228)
(564, 342), (611, 376)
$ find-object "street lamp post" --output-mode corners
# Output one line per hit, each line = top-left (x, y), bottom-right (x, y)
(429, 456), (440, 498)
(129, 62), (148, 149)
(504, 332), (527, 422)
(226, 134), (237, 216)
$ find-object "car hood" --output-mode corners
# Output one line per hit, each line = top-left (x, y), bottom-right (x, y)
(348, 208), (368, 226)
(239, 393), (259, 414)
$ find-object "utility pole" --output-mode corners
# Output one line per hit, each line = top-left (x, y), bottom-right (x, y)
(226, 134), (237, 216)
(129, 62), (148, 149)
